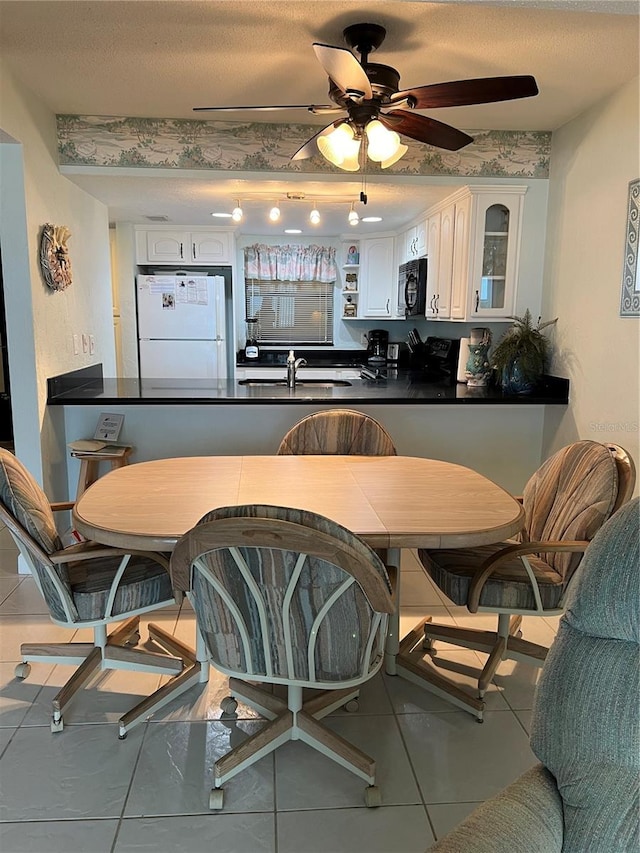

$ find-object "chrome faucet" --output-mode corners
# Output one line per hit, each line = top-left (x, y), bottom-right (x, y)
(286, 350), (307, 388)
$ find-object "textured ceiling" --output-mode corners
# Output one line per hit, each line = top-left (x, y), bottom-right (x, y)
(1, 0), (638, 234)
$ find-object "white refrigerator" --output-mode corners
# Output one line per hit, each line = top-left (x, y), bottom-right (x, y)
(136, 274), (227, 380)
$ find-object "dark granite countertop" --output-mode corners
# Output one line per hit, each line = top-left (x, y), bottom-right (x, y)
(47, 364), (569, 406)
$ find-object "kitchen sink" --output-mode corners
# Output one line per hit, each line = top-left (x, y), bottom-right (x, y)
(239, 378), (352, 388)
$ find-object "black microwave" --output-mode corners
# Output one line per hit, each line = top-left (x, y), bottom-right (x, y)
(398, 258), (427, 317)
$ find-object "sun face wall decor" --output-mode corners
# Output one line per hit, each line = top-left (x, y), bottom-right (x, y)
(39, 223), (72, 291)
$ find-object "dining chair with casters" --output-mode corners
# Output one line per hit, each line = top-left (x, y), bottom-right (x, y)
(277, 409), (397, 456)
(170, 503), (395, 810)
(0, 447), (201, 737)
(404, 440), (635, 721)
(429, 496), (639, 852)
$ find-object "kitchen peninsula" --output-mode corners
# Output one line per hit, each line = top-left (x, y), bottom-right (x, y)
(48, 363), (568, 499)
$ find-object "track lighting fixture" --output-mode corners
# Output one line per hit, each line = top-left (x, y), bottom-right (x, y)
(220, 194), (377, 228)
(231, 200), (243, 222)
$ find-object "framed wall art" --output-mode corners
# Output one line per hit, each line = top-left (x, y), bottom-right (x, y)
(620, 178), (639, 317)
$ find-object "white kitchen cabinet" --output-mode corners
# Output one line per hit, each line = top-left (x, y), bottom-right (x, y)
(468, 190), (525, 319)
(425, 198), (470, 320)
(400, 220), (427, 263)
(423, 185), (526, 321)
(135, 228), (234, 265)
(425, 213), (442, 319)
(359, 236), (397, 319)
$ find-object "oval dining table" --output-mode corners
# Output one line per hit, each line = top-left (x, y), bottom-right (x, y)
(73, 454), (524, 689)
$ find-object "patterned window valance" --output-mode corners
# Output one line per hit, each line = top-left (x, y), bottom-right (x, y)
(244, 244), (337, 283)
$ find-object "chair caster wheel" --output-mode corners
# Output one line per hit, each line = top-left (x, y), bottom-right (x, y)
(209, 788), (224, 810)
(344, 699), (359, 713)
(15, 662), (31, 679)
(126, 631), (141, 647)
(51, 716), (64, 733)
(364, 785), (381, 808)
(118, 727), (128, 740)
(220, 696), (238, 716)
(515, 630), (523, 639)
(422, 637), (434, 652)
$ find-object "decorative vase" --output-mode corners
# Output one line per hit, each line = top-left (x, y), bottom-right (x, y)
(500, 359), (536, 395)
(465, 327), (492, 387)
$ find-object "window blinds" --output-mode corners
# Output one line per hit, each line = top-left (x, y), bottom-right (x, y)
(245, 279), (334, 345)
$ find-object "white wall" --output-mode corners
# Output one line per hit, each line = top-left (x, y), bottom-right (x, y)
(0, 59), (115, 495)
(542, 75), (639, 488)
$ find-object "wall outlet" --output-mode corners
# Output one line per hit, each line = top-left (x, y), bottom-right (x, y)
(81, 333), (89, 353)
(72, 334), (79, 355)
(89, 335), (95, 355)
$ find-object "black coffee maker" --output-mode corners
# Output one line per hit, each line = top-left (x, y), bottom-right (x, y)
(367, 329), (389, 365)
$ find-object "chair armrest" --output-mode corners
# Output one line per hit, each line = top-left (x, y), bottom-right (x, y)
(428, 764), (563, 853)
(468, 540), (590, 612)
(51, 540), (170, 570)
(50, 501), (75, 512)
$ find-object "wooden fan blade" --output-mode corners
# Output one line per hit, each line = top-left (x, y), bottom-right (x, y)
(290, 120), (345, 161)
(312, 43), (373, 100)
(390, 76), (538, 109)
(380, 111), (474, 151)
(193, 104), (339, 114)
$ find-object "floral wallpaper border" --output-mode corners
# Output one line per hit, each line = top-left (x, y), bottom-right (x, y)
(57, 115), (551, 178)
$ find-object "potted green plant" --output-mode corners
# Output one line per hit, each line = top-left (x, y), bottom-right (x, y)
(490, 310), (557, 394)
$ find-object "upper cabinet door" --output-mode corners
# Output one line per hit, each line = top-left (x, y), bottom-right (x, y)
(137, 229), (234, 265)
(145, 231), (188, 263)
(360, 236), (396, 318)
(469, 192), (525, 319)
(191, 232), (233, 264)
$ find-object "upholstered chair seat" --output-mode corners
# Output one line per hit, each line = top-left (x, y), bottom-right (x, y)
(170, 503), (395, 811)
(0, 448), (202, 737)
(410, 440), (635, 720)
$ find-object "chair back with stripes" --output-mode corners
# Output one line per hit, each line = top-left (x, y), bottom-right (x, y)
(171, 504), (394, 687)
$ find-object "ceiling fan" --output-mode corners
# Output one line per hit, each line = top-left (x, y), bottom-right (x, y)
(194, 22), (539, 171)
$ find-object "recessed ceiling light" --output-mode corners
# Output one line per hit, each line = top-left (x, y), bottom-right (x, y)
(211, 212), (232, 218)
(285, 229), (302, 234)
(362, 216), (383, 223)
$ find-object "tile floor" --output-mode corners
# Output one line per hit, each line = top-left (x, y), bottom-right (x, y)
(0, 524), (558, 853)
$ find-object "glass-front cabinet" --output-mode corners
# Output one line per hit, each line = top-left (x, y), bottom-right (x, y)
(469, 189), (525, 319)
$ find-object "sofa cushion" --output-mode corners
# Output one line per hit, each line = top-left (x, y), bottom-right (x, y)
(530, 498), (640, 852)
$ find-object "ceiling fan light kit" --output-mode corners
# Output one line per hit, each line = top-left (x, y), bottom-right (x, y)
(194, 22), (539, 173)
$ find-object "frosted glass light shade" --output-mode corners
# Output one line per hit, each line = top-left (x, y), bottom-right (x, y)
(231, 204), (243, 222)
(309, 208), (321, 224)
(381, 143), (408, 169)
(317, 124), (361, 170)
(269, 205), (281, 222)
(365, 120), (402, 162)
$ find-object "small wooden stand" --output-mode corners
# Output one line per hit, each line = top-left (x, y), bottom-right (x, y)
(70, 446), (132, 499)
